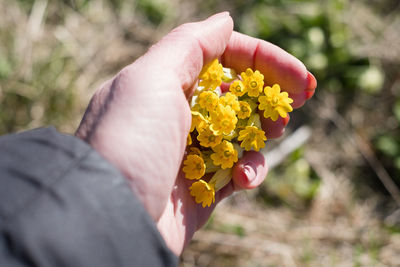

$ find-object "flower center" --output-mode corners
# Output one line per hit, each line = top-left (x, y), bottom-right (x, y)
(196, 163), (203, 170)
(208, 135), (215, 142)
(221, 120), (230, 128)
(223, 150), (231, 158)
(250, 81), (257, 88)
(272, 96), (279, 105)
(235, 85), (242, 92)
(241, 105), (248, 112)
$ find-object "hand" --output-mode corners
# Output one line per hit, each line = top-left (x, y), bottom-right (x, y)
(76, 12), (316, 255)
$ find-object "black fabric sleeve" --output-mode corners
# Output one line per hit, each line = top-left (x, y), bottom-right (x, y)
(0, 127), (177, 267)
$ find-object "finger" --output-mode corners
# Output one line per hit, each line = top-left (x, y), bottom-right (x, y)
(221, 31), (317, 105)
(212, 151), (268, 205)
(220, 82), (231, 93)
(289, 72), (317, 108)
(90, 13), (233, 221)
(261, 114), (290, 139)
(140, 12), (234, 93)
(232, 151), (268, 190)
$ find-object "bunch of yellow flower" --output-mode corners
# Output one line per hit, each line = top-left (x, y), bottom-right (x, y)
(183, 59), (294, 208)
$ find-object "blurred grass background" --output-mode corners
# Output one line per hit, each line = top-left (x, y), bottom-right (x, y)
(1, 0), (400, 266)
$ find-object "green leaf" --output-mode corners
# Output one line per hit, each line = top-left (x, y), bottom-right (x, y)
(376, 136), (399, 157)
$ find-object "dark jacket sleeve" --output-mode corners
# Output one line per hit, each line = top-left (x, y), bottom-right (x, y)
(0, 127), (177, 267)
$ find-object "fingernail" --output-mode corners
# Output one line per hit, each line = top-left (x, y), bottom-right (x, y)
(282, 115), (290, 127)
(243, 162), (257, 183)
(304, 72), (316, 100)
(306, 72), (317, 92)
(305, 90), (315, 100)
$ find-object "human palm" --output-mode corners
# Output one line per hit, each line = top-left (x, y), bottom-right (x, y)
(76, 12), (316, 255)
(157, 150), (269, 255)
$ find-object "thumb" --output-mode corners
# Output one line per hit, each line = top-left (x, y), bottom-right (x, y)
(137, 12), (234, 93)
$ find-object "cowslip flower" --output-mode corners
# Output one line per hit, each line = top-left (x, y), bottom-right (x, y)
(238, 126), (267, 151)
(197, 126), (223, 148)
(209, 104), (237, 135)
(189, 180), (215, 207)
(189, 168), (234, 207)
(198, 91), (219, 112)
(229, 80), (246, 97)
(241, 68), (264, 97)
(183, 59), (304, 208)
(182, 154), (206, 180)
(199, 59), (224, 91)
(237, 101), (252, 119)
(210, 140), (238, 169)
(258, 84), (293, 121)
(190, 111), (208, 132)
(219, 92), (240, 112)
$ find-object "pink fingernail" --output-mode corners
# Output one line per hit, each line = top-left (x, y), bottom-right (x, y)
(282, 115), (290, 127)
(305, 90), (315, 100)
(304, 72), (316, 100)
(243, 162), (257, 183)
(306, 72), (317, 92)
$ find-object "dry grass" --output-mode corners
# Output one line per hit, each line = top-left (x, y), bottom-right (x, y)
(181, 98), (400, 266)
(182, 197), (400, 266)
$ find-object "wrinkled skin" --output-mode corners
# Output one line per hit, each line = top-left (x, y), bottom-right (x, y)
(76, 12), (317, 255)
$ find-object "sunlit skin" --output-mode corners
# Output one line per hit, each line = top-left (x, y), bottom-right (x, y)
(76, 12), (317, 255)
